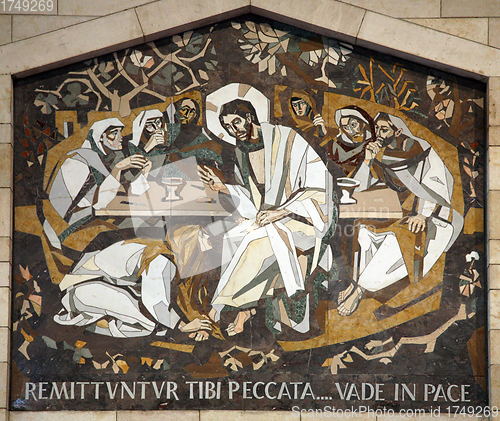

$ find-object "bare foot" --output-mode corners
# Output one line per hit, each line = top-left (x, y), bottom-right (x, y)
(226, 309), (256, 336)
(189, 331), (210, 341)
(179, 317), (212, 333)
(337, 284), (364, 316)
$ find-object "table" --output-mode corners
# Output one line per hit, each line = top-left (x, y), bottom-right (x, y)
(96, 181), (403, 220)
(339, 187), (403, 219)
(95, 180), (229, 217)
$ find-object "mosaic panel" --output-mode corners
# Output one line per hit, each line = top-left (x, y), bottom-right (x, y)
(11, 15), (487, 412)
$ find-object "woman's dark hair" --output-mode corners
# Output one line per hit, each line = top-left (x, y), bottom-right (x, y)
(173, 97), (201, 123)
(219, 99), (259, 126)
(290, 96), (312, 116)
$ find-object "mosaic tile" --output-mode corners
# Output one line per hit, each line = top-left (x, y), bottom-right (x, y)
(10, 14), (487, 412)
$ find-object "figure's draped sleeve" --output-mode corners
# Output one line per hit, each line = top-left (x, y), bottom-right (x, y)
(93, 171), (121, 210)
(271, 126), (331, 236)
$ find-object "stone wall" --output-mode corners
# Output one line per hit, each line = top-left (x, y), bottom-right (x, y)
(0, 0), (499, 420)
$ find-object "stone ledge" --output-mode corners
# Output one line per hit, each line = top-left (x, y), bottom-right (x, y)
(0, 124), (12, 145)
(356, 11), (500, 79)
(491, 365), (500, 409)
(489, 147), (500, 190)
(0, 189), (12, 238)
(0, 9), (144, 78)
(490, 126), (500, 146)
(250, 0), (365, 44)
(0, 76), (12, 125)
(491, 329), (500, 366)
(0, 328), (9, 364)
(0, 287), (9, 328)
(58, 0), (157, 17)
(491, 290), (500, 330)
(0, 16), (11, 47)
(9, 411), (117, 421)
(490, 190), (500, 239)
(0, 0), (499, 82)
(201, 410), (299, 421)
(0, 363), (8, 410)
(442, 0), (500, 18)
(0, 145), (12, 189)
(405, 18), (488, 45)
(0, 263), (10, 289)
(490, 264), (500, 290)
(12, 15), (96, 42)
(340, 0), (440, 19)
(117, 410), (199, 421)
(136, 0), (251, 42)
(490, 78), (500, 126)
(0, 238), (11, 263)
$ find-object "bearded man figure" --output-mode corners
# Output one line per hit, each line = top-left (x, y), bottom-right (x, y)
(329, 106), (376, 176)
(337, 112), (463, 316)
(202, 83), (337, 336)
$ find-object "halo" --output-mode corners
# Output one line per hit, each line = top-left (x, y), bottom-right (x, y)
(206, 83), (270, 145)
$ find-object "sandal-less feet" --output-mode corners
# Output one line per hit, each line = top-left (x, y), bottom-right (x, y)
(337, 284), (364, 316)
(189, 331), (210, 341)
(226, 309), (256, 336)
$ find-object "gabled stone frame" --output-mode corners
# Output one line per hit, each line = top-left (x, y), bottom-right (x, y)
(0, 0), (498, 419)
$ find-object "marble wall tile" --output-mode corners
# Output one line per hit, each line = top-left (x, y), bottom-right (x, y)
(490, 290), (500, 330)
(58, 0), (155, 16)
(0, 76), (12, 125)
(250, 0), (365, 43)
(340, 0), (440, 18)
(490, 329), (500, 366)
(201, 411), (299, 421)
(0, 16), (11, 46)
(10, 411), (117, 421)
(490, 240), (500, 265)
(489, 126), (500, 146)
(489, 147), (500, 190)
(489, 264), (500, 290)
(12, 15), (95, 42)
(491, 365), (500, 408)
(489, 190), (500, 239)
(405, 18), (488, 44)
(0, 144), (13, 189)
(442, 0), (500, 18)
(0, 9), (144, 77)
(0, 328), (9, 363)
(0, 238), (11, 262)
(136, 0), (250, 41)
(117, 410), (199, 421)
(0, 189), (12, 238)
(489, 78), (500, 126)
(0, 124), (12, 145)
(357, 11), (500, 78)
(0, 363), (8, 409)
(0, 288), (9, 328)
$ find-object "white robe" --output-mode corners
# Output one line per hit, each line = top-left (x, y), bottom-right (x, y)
(54, 241), (180, 338)
(211, 123), (334, 321)
(353, 135), (463, 291)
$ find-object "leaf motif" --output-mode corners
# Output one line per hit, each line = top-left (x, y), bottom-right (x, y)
(172, 35), (183, 47)
(198, 69), (209, 80)
(141, 357), (153, 366)
(153, 359), (164, 370)
(130, 50), (143, 67)
(116, 360), (129, 374)
(19, 265), (32, 280)
(358, 64), (369, 83)
(75, 340), (86, 349)
(19, 340), (31, 360)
